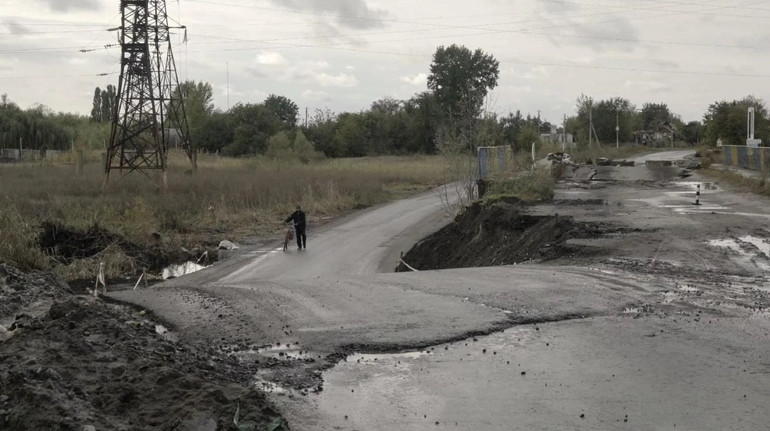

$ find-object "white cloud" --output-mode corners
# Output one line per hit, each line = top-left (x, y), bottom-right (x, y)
(400, 73), (427, 86)
(302, 89), (331, 101)
(316, 72), (358, 87)
(36, 0), (100, 12)
(268, 0), (390, 29)
(255, 51), (288, 66)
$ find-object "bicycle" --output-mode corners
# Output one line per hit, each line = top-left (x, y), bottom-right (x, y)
(283, 222), (295, 251)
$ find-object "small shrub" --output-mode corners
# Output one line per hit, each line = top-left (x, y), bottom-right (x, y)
(485, 168), (555, 202)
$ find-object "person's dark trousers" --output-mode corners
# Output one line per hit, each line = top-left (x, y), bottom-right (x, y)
(296, 226), (306, 249)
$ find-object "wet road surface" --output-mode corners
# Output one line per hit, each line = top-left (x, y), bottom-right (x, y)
(110, 151), (770, 430)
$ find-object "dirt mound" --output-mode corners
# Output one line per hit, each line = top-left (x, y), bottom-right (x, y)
(0, 262), (71, 321)
(397, 198), (607, 271)
(0, 295), (286, 431)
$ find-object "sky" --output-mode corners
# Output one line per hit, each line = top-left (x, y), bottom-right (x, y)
(3, 0), (770, 125)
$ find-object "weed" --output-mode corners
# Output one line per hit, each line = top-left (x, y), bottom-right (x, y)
(484, 168), (556, 202)
(0, 152), (446, 280)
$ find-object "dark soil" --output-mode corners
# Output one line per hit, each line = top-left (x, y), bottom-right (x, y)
(0, 265), (287, 431)
(38, 222), (172, 272)
(396, 197), (615, 271)
(0, 263), (72, 320)
(37, 222), (217, 287)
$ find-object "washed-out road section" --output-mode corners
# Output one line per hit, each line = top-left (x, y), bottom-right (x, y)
(111, 151), (770, 430)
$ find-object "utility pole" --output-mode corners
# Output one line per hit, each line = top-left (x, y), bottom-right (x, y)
(105, 0), (193, 188)
(588, 102), (593, 148)
(616, 110), (619, 149)
(562, 114), (567, 151)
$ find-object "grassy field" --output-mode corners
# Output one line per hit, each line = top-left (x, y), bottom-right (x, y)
(0, 151), (448, 279)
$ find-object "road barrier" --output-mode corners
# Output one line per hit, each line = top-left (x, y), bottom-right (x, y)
(722, 145), (770, 170)
(694, 183), (701, 206)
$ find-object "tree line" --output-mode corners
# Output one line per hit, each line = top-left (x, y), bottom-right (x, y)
(2, 44), (769, 158)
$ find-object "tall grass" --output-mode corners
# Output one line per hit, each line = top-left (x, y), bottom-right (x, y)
(0, 151), (446, 279)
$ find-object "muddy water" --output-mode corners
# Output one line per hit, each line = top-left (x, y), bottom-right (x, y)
(288, 316), (770, 430)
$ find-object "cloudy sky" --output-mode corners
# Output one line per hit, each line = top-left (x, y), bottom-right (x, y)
(3, 0), (770, 124)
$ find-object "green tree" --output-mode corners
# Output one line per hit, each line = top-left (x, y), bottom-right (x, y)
(196, 112), (233, 153)
(90, 87), (102, 122)
(402, 92), (439, 153)
(177, 81), (214, 149)
(100, 85), (116, 123)
(427, 44), (499, 146)
(264, 94), (299, 130)
(333, 113), (368, 157)
(682, 121), (703, 145)
(265, 131), (293, 158)
(303, 108), (338, 157)
(640, 103), (671, 130)
(703, 96), (769, 146)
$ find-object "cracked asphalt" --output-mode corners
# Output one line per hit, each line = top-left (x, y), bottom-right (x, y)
(110, 150), (770, 430)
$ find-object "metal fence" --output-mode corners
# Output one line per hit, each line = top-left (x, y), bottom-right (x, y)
(478, 146), (514, 180)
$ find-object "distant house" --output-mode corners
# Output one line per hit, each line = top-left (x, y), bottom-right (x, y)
(540, 126), (576, 149)
(634, 121), (679, 147)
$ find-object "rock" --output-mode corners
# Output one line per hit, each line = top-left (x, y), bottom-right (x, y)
(82, 426), (97, 431)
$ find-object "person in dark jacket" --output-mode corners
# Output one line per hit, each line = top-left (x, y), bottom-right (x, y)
(284, 205), (306, 250)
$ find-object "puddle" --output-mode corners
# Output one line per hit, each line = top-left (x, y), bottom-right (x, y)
(162, 261), (208, 279)
(299, 316), (770, 430)
(738, 236), (770, 257)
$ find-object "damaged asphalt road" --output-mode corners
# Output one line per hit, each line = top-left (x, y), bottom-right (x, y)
(109, 151), (770, 430)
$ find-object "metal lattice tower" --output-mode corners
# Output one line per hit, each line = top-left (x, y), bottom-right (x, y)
(105, 0), (193, 187)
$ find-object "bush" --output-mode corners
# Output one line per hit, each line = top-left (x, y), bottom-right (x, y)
(485, 168), (555, 202)
(0, 200), (50, 271)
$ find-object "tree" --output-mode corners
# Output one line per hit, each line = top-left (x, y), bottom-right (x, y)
(703, 96), (769, 146)
(640, 103), (671, 130)
(682, 121), (703, 145)
(177, 81), (214, 148)
(100, 85), (116, 123)
(427, 44), (499, 132)
(196, 112), (233, 153)
(90, 87), (102, 122)
(570, 95), (640, 146)
(303, 108), (338, 156)
(264, 94), (299, 130)
(333, 113), (368, 157)
(402, 92), (439, 153)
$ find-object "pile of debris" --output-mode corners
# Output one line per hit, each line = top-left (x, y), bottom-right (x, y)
(0, 263), (287, 430)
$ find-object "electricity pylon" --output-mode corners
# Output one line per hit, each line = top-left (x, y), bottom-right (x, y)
(105, 0), (194, 188)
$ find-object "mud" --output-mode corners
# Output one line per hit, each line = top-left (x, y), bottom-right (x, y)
(397, 197), (628, 271)
(0, 264), (287, 431)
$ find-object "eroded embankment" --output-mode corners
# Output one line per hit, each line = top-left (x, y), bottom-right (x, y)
(397, 197), (619, 271)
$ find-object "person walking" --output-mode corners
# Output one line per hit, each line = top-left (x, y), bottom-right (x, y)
(284, 204), (307, 250)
